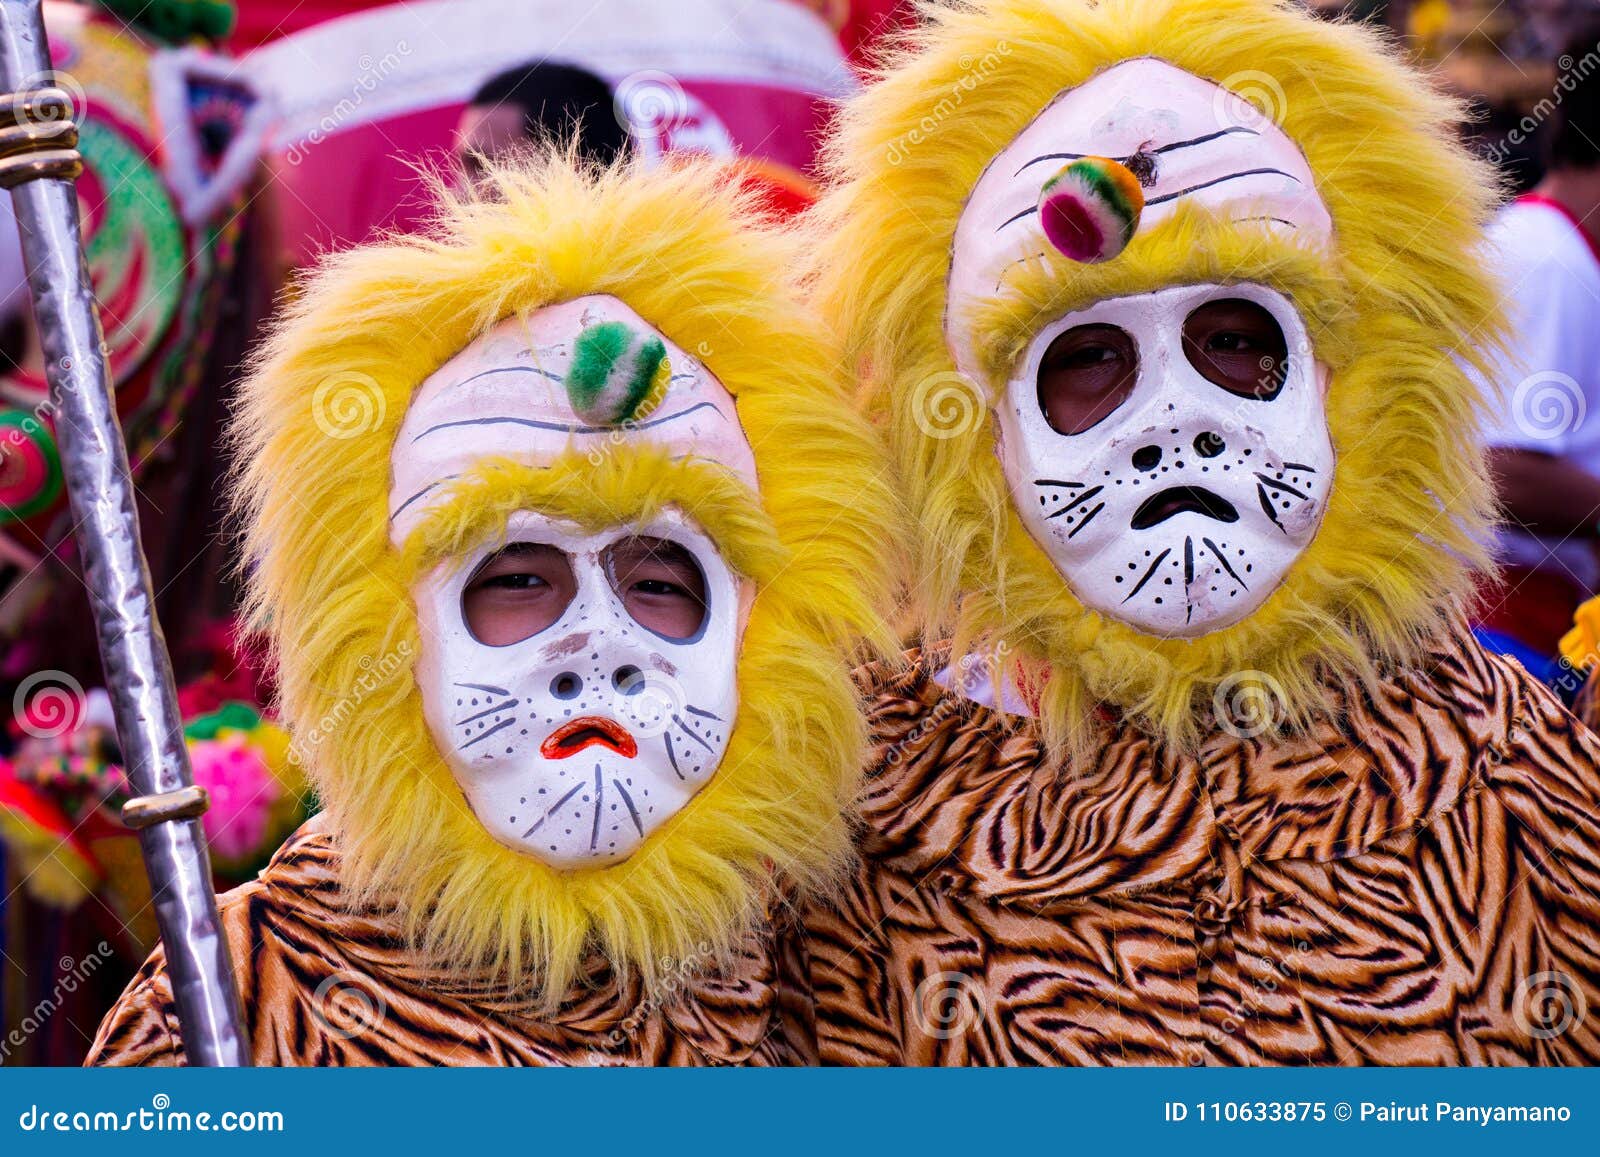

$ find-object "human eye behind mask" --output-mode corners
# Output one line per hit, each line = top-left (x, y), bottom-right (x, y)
(1179, 298), (1289, 401)
(462, 534), (710, 646)
(602, 535), (709, 642)
(1036, 322), (1139, 435)
(462, 542), (577, 646)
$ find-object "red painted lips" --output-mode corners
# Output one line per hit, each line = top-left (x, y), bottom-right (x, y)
(539, 716), (639, 760)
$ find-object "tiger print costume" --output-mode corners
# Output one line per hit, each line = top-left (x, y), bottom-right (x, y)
(801, 622), (1600, 1065)
(87, 819), (813, 1066)
(81, 156), (895, 1067)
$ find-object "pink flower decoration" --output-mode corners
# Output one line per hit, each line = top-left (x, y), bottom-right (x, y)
(188, 734), (281, 862)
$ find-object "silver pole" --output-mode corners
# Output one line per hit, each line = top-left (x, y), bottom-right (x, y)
(0, 0), (245, 1065)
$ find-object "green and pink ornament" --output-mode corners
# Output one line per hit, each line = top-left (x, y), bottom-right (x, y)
(0, 409), (63, 524)
(1037, 156), (1146, 264)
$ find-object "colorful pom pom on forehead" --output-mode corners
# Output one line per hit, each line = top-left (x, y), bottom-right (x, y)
(1038, 156), (1145, 264)
(564, 321), (672, 427)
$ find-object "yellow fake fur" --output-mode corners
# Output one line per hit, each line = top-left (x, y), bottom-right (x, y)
(231, 155), (895, 1001)
(810, 0), (1504, 751)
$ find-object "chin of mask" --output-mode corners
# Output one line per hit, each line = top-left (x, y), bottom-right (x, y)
(413, 508), (743, 869)
(995, 281), (1334, 637)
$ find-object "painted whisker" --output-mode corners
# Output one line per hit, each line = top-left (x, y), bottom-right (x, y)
(1067, 502), (1106, 538)
(1254, 471), (1310, 500)
(1046, 485), (1105, 519)
(1256, 484), (1289, 534)
(1123, 546), (1172, 602)
(453, 699), (521, 727)
(520, 781), (585, 839)
(1202, 537), (1249, 589)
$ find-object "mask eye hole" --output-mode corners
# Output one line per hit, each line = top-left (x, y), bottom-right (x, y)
(1035, 323), (1139, 435)
(603, 536), (708, 641)
(1181, 297), (1289, 400)
(462, 542), (576, 646)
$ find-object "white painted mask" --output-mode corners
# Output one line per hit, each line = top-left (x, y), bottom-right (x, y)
(390, 294), (757, 868)
(412, 509), (741, 868)
(947, 58), (1339, 637)
(996, 281), (1332, 636)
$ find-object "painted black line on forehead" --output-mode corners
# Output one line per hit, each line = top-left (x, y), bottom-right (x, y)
(410, 399), (725, 443)
(447, 365), (565, 391)
(996, 166), (1302, 232)
(390, 475), (458, 524)
(1010, 125), (1261, 179)
(1145, 168), (1302, 208)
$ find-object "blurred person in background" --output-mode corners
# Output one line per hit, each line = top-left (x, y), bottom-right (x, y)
(457, 60), (630, 180)
(1476, 20), (1600, 672)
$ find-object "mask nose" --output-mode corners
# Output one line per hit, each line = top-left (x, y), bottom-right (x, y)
(1131, 444), (1162, 472)
(1132, 428), (1228, 473)
(611, 663), (645, 696)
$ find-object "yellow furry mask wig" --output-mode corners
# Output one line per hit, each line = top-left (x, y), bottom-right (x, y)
(811, 0), (1503, 751)
(232, 154), (894, 1001)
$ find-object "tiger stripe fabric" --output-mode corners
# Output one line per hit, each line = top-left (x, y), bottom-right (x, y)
(802, 621), (1600, 1065)
(86, 822), (813, 1066)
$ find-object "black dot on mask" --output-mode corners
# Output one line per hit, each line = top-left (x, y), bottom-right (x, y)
(551, 672), (583, 699)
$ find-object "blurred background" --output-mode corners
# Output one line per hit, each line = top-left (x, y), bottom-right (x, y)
(0, 0), (1595, 1065)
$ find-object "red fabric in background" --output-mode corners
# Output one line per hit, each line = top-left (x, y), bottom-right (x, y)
(837, 0), (917, 61)
(230, 0), (390, 48)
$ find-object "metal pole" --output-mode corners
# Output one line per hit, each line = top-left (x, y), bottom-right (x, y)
(0, 0), (245, 1065)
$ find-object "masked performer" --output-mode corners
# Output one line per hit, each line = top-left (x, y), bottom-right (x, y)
(87, 154), (892, 1065)
(801, 0), (1600, 1065)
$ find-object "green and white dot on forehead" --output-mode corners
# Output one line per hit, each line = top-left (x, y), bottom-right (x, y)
(387, 294), (758, 544)
(944, 58), (1334, 381)
(564, 320), (672, 427)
